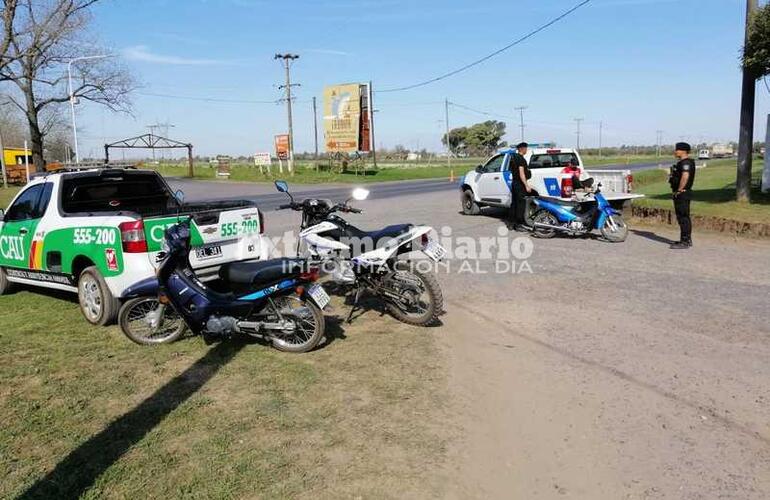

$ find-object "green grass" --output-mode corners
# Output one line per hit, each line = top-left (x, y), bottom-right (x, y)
(148, 155), (663, 184)
(0, 186), (20, 208)
(634, 159), (770, 224)
(0, 290), (447, 498)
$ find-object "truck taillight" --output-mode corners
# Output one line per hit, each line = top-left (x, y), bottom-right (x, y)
(561, 176), (573, 198)
(259, 209), (265, 234)
(119, 220), (148, 253)
(626, 174), (634, 193)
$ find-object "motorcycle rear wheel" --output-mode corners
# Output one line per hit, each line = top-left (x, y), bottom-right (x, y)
(600, 214), (628, 242)
(268, 296), (325, 353)
(531, 210), (559, 239)
(119, 297), (187, 345)
(384, 263), (443, 326)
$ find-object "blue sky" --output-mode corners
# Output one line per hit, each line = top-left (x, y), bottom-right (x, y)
(76, 0), (767, 158)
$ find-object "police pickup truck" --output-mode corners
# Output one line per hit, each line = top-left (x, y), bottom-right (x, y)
(0, 167), (267, 325)
(459, 147), (643, 215)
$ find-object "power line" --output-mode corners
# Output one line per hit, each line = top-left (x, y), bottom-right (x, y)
(377, 0), (592, 93)
(137, 91), (279, 104)
(449, 100), (516, 120)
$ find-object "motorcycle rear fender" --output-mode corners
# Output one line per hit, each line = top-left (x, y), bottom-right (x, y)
(353, 225), (433, 265)
(121, 277), (160, 299)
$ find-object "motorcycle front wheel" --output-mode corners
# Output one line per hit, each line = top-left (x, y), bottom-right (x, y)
(118, 297), (187, 345)
(268, 296), (325, 353)
(600, 214), (628, 242)
(383, 263), (443, 326)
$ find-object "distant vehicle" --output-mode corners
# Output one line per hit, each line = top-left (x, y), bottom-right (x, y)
(711, 143), (734, 158)
(459, 147), (643, 216)
(698, 149), (710, 160)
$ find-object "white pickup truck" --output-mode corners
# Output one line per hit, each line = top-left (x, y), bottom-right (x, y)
(0, 167), (268, 325)
(459, 147), (643, 214)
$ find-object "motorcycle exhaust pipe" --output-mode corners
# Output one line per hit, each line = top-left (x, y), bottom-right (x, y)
(533, 222), (569, 232)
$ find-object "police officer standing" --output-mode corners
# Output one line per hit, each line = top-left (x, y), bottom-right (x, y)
(669, 142), (696, 249)
(508, 142), (532, 232)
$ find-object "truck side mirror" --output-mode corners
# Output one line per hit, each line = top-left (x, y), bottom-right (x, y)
(475, 165), (483, 173)
(0, 208), (4, 221)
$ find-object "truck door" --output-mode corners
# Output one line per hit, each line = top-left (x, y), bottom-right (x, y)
(476, 154), (507, 204)
(0, 183), (52, 270)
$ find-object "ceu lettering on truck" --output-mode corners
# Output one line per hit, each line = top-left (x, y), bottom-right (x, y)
(0, 167), (268, 326)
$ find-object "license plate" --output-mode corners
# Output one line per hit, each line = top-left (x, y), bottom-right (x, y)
(423, 240), (446, 262)
(195, 244), (222, 260)
(307, 284), (330, 309)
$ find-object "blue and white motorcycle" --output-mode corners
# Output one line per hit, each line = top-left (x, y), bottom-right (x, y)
(529, 181), (628, 242)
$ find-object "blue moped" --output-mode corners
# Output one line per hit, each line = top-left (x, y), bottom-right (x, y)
(529, 181), (628, 242)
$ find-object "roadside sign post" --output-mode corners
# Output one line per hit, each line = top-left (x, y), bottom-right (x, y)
(254, 152), (272, 174)
(24, 140), (30, 183)
(762, 115), (770, 193)
(275, 134), (290, 175)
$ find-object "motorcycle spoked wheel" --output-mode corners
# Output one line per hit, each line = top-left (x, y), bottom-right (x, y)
(600, 214), (629, 243)
(531, 210), (559, 239)
(260, 295), (325, 353)
(118, 297), (188, 345)
(381, 263), (443, 326)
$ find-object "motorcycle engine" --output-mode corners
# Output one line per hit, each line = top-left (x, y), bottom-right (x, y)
(330, 259), (356, 284)
(206, 316), (238, 335)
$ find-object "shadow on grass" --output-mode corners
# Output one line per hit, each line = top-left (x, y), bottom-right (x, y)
(18, 341), (245, 500)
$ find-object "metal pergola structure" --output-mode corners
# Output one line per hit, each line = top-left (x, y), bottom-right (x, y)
(104, 133), (194, 177)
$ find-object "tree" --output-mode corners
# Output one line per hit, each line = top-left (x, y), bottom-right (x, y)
(443, 121), (507, 156)
(743, 3), (770, 77)
(0, 0), (134, 170)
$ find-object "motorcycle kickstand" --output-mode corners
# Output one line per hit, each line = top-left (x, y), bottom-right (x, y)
(346, 286), (364, 324)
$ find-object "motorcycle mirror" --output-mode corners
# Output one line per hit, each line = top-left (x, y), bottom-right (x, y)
(351, 187), (370, 201)
(174, 190), (185, 205)
(274, 180), (289, 193)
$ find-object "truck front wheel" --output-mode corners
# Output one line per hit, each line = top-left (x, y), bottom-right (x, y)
(0, 267), (14, 295)
(78, 266), (119, 326)
(461, 189), (481, 215)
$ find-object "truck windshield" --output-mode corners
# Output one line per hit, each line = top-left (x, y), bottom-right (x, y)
(61, 173), (174, 215)
(529, 153), (580, 169)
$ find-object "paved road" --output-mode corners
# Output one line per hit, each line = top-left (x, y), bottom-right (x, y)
(171, 175), (770, 499)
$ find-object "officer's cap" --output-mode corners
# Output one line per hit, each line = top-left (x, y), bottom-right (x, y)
(516, 142), (528, 149)
(675, 142), (691, 152)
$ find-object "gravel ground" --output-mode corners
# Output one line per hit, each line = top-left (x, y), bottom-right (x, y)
(182, 179), (770, 499)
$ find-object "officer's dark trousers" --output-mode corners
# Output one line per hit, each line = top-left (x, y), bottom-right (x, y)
(673, 191), (692, 243)
(510, 182), (527, 225)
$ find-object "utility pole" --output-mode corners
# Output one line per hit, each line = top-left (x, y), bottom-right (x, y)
(0, 122), (6, 189)
(656, 130), (663, 157)
(598, 121), (603, 158)
(515, 106), (528, 143)
(312, 96), (319, 160)
(737, 0), (758, 202)
(444, 98), (451, 168)
(369, 81), (377, 168)
(275, 53), (300, 173)
(574, 118), (584, 149)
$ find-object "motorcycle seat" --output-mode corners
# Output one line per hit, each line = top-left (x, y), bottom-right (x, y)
(538, 196), (578, 207)
(347, 223), (413, 243)
(219, 258), (307, 287)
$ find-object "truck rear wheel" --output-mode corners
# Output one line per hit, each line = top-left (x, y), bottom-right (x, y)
(461, 189), (481, 215)
(78, 266), (119, 326)
(0, 267), (14, 295)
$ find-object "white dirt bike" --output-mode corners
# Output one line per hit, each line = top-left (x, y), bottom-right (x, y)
(275, 181), (446, 326)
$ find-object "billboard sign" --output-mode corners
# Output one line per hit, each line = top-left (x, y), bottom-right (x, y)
(323, 83), (362, 152)
(274, 134), (290, 160)
(254, 152), (271, 166)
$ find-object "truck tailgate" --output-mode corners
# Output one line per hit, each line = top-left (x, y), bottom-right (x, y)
(144, 204), (264, 278)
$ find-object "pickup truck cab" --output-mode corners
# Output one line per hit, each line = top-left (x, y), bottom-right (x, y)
(0, 167), (267, 325)
(459, 147), (642, 215)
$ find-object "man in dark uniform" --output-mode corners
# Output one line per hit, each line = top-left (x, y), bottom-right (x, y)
(508, 142), (532, 232)
(669, 142), (696, 249)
